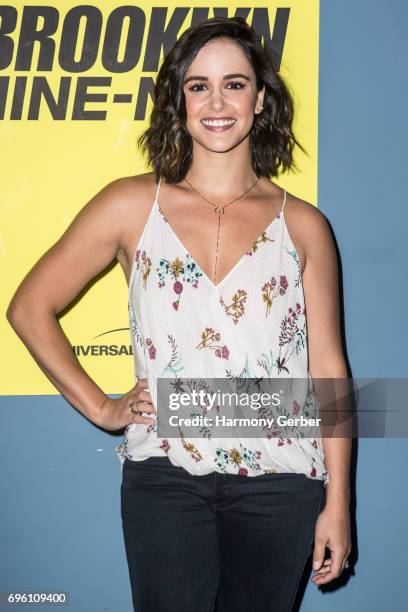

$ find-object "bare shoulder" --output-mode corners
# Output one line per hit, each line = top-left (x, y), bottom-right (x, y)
(77, 170), (156, 249)
(101, 171), (157, 218)
(80, 171), (156, 227)
(66, 170), (158, 284)
(103, 171), (158, 281)
(283, 191), (334, 274)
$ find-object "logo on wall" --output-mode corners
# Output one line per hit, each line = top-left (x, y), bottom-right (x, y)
(0, 5), (289, 121)
(72, 327), (133, 356)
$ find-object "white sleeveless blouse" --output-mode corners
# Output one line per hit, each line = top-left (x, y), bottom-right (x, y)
(116, 177), (329, 486)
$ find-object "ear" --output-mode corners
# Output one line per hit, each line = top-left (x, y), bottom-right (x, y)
(255, 85), (265, 113)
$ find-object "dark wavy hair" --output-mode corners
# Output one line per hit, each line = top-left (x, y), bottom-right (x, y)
(138, 16), (306, 183)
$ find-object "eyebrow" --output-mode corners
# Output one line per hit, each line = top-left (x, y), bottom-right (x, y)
(183, 73), (251, 85)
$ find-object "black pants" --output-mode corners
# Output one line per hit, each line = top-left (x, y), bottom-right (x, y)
(120, 456), (326, 612)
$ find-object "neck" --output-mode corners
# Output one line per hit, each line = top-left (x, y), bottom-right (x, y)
(184, 139), (260, 197)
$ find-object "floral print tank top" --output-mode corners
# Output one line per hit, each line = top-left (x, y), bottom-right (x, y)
(116, 177), (330, 486)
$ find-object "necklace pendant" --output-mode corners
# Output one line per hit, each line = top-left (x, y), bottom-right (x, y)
(214, 205), (225, 215)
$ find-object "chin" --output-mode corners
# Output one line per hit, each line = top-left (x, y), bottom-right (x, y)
(192, 132), (249, 153)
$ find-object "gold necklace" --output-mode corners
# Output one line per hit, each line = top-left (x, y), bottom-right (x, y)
(184, 175), (259, 285)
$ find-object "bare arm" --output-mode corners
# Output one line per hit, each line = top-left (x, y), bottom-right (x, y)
(6, 176), (140, 426)
(295, 201), (352, 583)
(300, 206), (351, 507)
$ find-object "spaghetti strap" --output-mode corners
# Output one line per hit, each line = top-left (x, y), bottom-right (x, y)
(154, 176), (161, 203)
(281, 189), (287, 213)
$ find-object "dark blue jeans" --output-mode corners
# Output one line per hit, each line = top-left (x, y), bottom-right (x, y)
(120, 455), (326, 612)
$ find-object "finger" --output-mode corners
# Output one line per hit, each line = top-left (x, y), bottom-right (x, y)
(312, 549), (344, 584)
(318, 558), (331, 567)
(312, 557), (331, 575)
(132, 414), (156, 425)
(313, 558), (331, 574)
(133, 391), (153, 406)
(133, 380), (148, 394)
(136, 397), (156, 413)
(128, 400), (156, 416)
(136, 389), (154, 406)
(329, 548), (344, 578)
(137, 378), (149, 388)
(132, 387), (153, 405)
(340, 554), (350, 573)
(312, 540), (327, 571)
(126, 390), (153, 406)
(312, 563), (332, 577)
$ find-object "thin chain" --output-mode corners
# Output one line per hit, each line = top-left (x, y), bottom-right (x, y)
(183, 175), (259, 285)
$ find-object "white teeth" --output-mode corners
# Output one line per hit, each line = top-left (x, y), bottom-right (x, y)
(201, 119), (236, 127)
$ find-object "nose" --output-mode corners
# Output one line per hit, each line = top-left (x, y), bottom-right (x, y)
(208, 87), (226, 111)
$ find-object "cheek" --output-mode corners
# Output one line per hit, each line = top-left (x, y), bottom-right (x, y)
(185, 95), (203, 117)
(235, 94), (256, 114)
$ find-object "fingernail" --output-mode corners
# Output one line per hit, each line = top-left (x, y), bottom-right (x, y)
(313, 561), (320, 569)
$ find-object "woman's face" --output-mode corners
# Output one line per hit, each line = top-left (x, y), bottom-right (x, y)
(182, 37), (264, 153)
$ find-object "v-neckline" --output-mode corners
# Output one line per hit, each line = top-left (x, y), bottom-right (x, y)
(155, 196), (284, 292)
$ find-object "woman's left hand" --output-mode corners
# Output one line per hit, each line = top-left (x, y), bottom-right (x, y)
(310, 503), (352, 585)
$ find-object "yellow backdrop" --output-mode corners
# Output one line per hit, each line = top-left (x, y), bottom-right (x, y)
(1, 0), (319, 394)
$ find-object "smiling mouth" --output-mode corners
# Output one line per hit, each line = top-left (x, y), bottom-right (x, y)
(200, 118), (237, 127)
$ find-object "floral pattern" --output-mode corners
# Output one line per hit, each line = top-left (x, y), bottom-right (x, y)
(247, 231), (274, 255)
(196, 327), (230, 359)
(158, 205), (168, 223)
(144, 337), (156, 360)
(160, 438), (170, 453)
(180, 431), (204, 462)
(219, 289), (247, 325)
(128, 302), (143, 348)
(262, 275), (288, 317)
(161, 334), (184, 377)
(128, 301), (155, 358)
(256, 349), (275, 377)
(285, 246), (302, 287)
(225, 352), (257, 382)
(277, 302), (306, 374)
(134, 249), (152, 289)
(157, 254), (202, 310)
(214, 444), (262, 474)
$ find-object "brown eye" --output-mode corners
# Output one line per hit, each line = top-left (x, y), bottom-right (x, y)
(227, 81), (245, 90)
(188, 83), (206, 92)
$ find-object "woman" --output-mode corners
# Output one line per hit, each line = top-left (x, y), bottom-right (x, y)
(7, 16), (351, 612)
